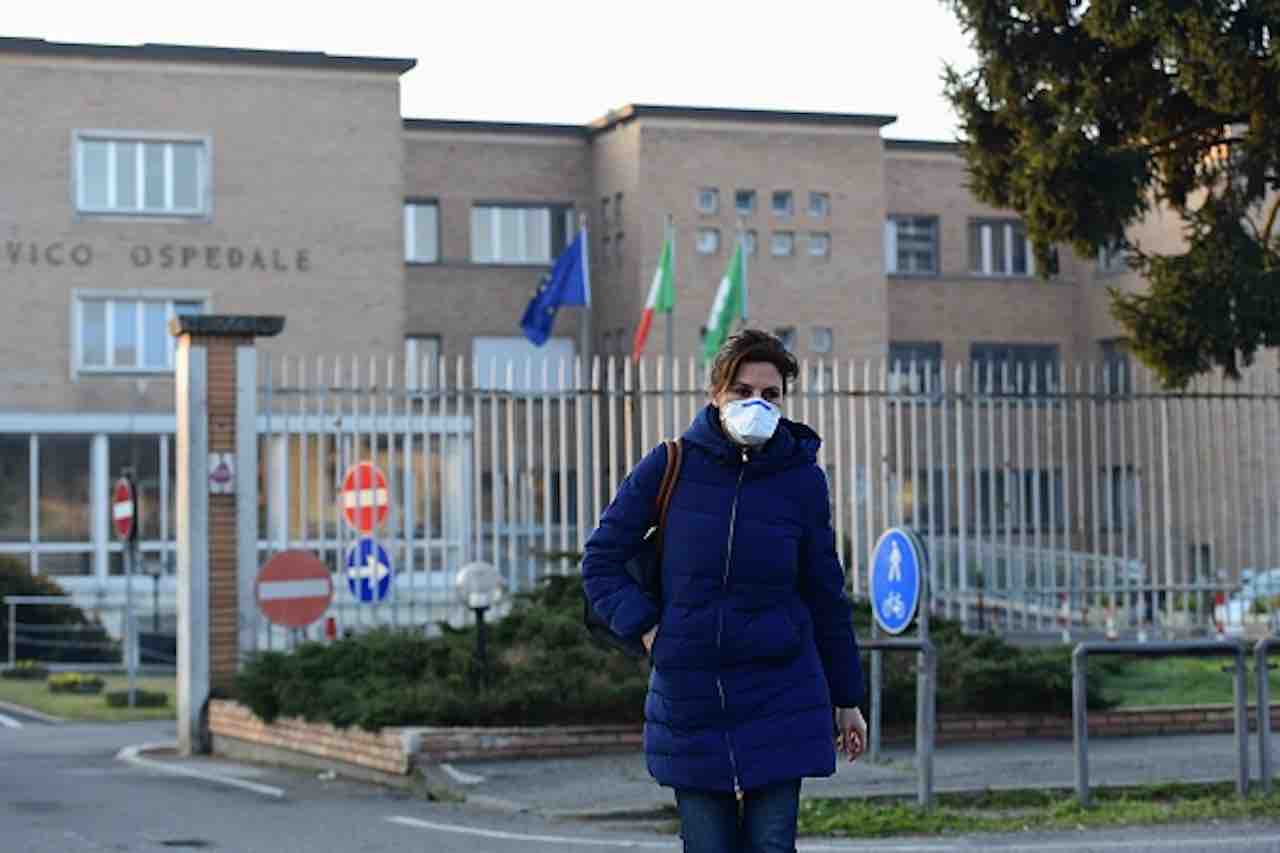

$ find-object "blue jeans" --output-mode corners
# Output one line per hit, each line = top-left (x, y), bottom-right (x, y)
(675, 779), (801, 853)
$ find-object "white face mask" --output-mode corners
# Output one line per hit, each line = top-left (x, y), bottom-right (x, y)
(721, 398), (781, 447)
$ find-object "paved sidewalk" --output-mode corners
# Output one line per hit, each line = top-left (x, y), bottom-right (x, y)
(431, 730), (1280, 818)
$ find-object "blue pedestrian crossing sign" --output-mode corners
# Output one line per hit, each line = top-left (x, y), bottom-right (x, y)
(345, 538), (393, 603)
(869, 528), (925, 635)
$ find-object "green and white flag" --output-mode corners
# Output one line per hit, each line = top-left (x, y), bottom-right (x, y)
(701, 242), (746, 363)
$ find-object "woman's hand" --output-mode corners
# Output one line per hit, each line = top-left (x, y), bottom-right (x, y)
(835, 706), (867, 762)
(642, 624), (658, 655)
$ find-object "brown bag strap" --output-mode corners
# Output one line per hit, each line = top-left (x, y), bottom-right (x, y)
(654, 439), (682, 553)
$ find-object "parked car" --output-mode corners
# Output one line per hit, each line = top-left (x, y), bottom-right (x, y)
(1214, 568), (1280, 634)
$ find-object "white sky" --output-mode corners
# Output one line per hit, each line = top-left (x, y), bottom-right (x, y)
(5, 0), (976, 141)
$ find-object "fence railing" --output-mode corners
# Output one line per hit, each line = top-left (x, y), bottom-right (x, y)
(4, 596), (176, 671)
(246, 354), (1280, 648)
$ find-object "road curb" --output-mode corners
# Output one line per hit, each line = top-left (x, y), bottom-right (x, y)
(116, 741), (286, 799)
(0, 698), (64, 724)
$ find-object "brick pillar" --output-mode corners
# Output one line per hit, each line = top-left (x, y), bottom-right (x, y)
(171, 315), (283, 755)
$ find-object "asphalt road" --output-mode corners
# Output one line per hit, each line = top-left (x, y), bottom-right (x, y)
(4, 720), (1280, 852)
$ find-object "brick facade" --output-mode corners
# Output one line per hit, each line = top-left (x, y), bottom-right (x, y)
(209, 698), (1280, 781)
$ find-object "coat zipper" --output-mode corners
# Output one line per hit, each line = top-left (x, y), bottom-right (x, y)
(717, 681), (743, 801)
(717, 447), (749, 801)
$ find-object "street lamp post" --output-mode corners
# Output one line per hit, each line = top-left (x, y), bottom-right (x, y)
(455, 562), (504, 689)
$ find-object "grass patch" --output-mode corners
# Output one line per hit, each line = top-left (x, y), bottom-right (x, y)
(0, 674), (175, 722)
(1098, 656), (1280, 708)
(797, 782), (1280, 838)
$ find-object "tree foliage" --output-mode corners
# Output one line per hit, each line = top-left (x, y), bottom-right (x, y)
(944, 0), (1280, 387)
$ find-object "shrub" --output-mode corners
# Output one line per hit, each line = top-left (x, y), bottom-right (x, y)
(235, 571), (1114, 732)
(1, 660), (49, 680)
(105, 689), (168, 708)
(235, 573), (650, 731)
(47, 672), (105, 694)
(855, 607), (1117, 725)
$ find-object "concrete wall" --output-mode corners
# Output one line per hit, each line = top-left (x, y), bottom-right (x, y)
(634, 119), (890, 364)
(884, 148), (1090, 366)
(402, 128), (592, 363)
(0, 51), (406, 413)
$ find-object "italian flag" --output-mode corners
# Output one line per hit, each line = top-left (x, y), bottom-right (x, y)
(700, 242), (746, 363)
(631, 236), (675, 359)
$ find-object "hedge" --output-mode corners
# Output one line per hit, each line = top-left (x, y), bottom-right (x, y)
(236, 572), (1118, 732)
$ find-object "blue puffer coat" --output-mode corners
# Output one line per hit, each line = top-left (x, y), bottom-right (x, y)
(582, 404), (865, 794)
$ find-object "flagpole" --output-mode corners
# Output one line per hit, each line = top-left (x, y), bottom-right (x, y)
(738, 217), (749, 328)
(578, 213), (592, 367)
(665, 214), (676, 438)
(577, 212), (595, 531)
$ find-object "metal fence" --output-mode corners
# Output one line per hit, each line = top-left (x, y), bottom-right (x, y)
(5, 595), (176, 671)
(250, 354), (1280, 648)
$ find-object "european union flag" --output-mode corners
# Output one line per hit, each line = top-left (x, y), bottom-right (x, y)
(520, 230), (590, 346)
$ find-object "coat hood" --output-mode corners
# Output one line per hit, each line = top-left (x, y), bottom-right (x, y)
(683, 403), (821, 473)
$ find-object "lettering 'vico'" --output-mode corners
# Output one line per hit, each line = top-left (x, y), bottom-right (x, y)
(5, 241), (93, 267)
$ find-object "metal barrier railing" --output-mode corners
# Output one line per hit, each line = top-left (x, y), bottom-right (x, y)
(863, 637), (936, 808)
(1071, 640), (1250, 806)
(1257, 637), (1279, 794)
(4, 595), (176, 671)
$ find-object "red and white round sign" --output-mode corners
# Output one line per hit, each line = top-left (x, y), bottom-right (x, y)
(340, 462), (389, 533)
(256, 550), (333, 628)
(112, 477), (136, 541)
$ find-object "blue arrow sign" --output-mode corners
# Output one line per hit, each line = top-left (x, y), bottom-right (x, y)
(869, 528), (925, 635)
(345, 538), (393, 604)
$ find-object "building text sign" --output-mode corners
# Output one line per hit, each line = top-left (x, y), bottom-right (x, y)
(4, 240), (311, 273)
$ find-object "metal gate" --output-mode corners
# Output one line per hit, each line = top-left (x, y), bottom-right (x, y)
(250, 353), (1280, 648)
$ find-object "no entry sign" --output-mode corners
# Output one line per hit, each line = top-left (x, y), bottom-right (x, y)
(340, 461), (390, 533)
(256, 550), (333, 628)
(112, 477), (136, 542)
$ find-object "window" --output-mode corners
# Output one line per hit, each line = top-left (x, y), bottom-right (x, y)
(75, 293), (206, 373)
(811, 326), (833, 354)
(968, 219), (1035, 277)
(743, 230), (758, 256)
(472, 336), (574, 391)
(404, 201), (439, 263)
(973, 468), (1065, 532)
(771, 231), (794, 257)
(772, 190), (793, 217)
(889, 341), (943, 394)
(696, 228), (720, 255)
(405, 334), (441, 390)
(614, 232), (625, 265)
(1100, 338), (1131, 394)
(774, 327), (796, 351)
(808, 192), (830, 217)
(601, 197), (610, 226)
(75, 133), (207, 216)
(970, 343), (1060, 394)
(470, 204), (574, 264)
(1103, 465), (1140, 530)
(885, 216), (939, 275)
(808, 232), (831, 257)
(808, 364), (836, 390)
(614, 192), (623, 226)
(735, 190), (757, 215)
(39, 435), (92, 547)
(697, 188), (719, 214)
(1098, 241), (1127, 275)
(0, 435), (30, 543)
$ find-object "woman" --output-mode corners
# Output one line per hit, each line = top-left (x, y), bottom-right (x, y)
(583, 329), (867, 852)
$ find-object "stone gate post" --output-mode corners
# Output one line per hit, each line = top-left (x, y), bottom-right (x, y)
(170, 315), (283, 755)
